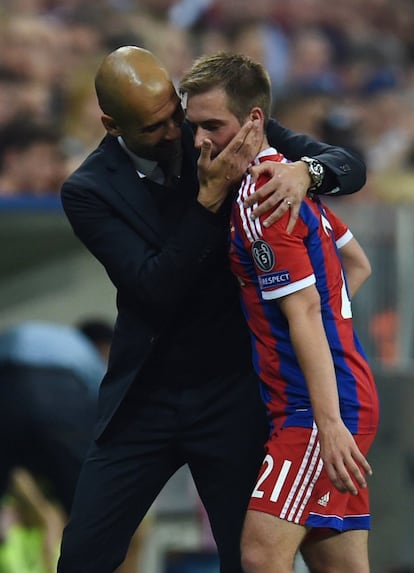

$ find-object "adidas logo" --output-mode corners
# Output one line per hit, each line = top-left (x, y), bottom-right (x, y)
(317, 492), (330, 507)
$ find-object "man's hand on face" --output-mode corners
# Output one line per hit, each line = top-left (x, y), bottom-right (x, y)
(196, 120), (262, 213)
(196, 120), (313, 229)
(244, 160), (312, 233)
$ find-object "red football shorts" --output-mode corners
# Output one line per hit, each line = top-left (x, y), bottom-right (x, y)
(248, 424), (376, 531)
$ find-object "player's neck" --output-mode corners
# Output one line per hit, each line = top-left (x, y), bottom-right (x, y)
(259, 135), (270, 154)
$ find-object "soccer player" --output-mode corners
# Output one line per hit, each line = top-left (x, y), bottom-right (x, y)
(180, 52), (379, 573)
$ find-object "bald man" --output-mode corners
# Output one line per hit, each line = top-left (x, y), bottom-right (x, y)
(57, 46), (366, 573)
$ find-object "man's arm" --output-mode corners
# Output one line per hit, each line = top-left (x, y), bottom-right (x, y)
(61, 176), (225, 319)
(267, 119), (366, 196)
(278, 285), (372, 494)
(245, 119), (367, 231)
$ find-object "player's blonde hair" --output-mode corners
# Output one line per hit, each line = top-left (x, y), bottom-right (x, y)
(180, 52), (272, 124)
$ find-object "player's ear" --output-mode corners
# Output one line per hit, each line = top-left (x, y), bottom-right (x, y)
(249, 107), (264, 124)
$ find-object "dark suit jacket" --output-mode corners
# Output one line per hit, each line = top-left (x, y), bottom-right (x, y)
(61, 120), (366, 439)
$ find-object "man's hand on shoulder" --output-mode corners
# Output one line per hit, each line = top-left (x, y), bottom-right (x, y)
(245, 160), (312, 232)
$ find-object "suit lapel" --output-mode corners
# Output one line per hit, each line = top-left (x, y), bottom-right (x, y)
(102, 136), (163, 248)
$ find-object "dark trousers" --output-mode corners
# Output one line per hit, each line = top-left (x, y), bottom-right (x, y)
(57, 369), (269, 573)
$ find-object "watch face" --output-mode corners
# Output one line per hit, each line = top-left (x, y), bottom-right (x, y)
(301, 156), (324, 188)
(313, 163), (324, 176)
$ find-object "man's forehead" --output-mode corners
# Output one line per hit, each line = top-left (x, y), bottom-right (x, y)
(184, 88), (229, 118)
(184, 86), (227, 105)
(130, 86), (180, 122)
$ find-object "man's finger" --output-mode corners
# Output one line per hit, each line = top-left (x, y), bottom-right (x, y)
(199, 138), (213, 159)
(244, 177), (280, 207)
(342, 455), (369, 490)
(363, 460), (373, 476)
(248, 193), (287, 220)
(197, 138), (213, 170)
(324, 463), (350, 494)
(259, 202), (299, 233)
(340, 474), (358, 495)
(351, 451), (373, 483)
(355, 451), (373, 477)
(227, 119), (254, 154)
(285, 206), (299, 233)
(248, 161), (281, 187)
(330, 463), (359, 495)
(226, 119), (261, 156)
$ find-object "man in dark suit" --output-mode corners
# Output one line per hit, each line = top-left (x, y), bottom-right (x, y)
(57, 46), (366, 573)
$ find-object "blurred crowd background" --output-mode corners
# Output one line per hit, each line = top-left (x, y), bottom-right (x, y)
(1, 0), (414, 200)
(0, 1), (413, 572)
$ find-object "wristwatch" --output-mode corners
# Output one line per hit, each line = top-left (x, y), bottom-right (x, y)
(300, 156), (325, 191)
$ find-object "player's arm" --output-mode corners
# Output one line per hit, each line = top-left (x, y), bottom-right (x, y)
(278, 285), (372, 494)
(339, 237), (371, 299)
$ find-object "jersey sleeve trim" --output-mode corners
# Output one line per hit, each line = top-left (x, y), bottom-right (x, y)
(336, 229), (353, 249)
(262, 274), (316, 300)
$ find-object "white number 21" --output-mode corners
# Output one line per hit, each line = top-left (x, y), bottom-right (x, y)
(251, 455), (292, 502)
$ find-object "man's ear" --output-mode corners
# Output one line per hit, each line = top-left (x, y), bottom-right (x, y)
(101, 114), (121, 136)
(249, 107), (264, 124)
